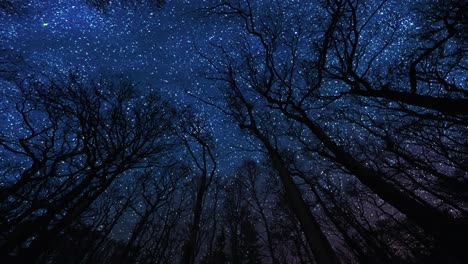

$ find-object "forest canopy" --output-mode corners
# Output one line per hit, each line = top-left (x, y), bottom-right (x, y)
(0, 0), (467, 263)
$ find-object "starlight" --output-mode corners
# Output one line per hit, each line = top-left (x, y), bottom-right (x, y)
(0, 0), (466, 263)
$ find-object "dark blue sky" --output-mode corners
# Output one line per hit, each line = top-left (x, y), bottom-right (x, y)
(1, 0), (256, 171)
(0, 0), (421, 172)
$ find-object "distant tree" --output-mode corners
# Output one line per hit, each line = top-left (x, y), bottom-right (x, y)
(236, 160), (279, 264)
(118, 166), (181, 264)
(222, 172), (261, 264)
(239, 211), (261, 264)
(209, 231), (228, 264)
(80, 183), (138, 264)
(179, 109), (217, 264)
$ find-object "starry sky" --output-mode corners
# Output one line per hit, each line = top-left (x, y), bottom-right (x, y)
(0, 0), (258, 171)
(1, 0), (465, 257)
(0, 0), (427, 172)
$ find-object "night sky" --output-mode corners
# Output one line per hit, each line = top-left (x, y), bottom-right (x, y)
(0, 0), (420, 171)
(0, 0), (259, 171)
(1, 0), (466, 262)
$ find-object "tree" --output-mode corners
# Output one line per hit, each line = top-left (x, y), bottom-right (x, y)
(201, 0), (467, 262)
(207, 231), (228, 264)
(222, 170), (262, 264)
(118, 166), (181, 264)
(179, 109), (217, 264)
(0, 73), (177, 262)
(236, 160), (279, 264)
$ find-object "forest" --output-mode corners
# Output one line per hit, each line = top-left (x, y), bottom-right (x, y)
(0, 0), (466, 263)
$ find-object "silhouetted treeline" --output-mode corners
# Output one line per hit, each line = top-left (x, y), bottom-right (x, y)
(1, 0), (467, 263)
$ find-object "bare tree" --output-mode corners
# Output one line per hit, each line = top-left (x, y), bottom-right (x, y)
(235, 160), (279, 264)
(178, 109), (218, 264)
(0, 73), (177, 262)
(222, 172), (261, 264)
(201, 0), (467, 261)
(198, 37), (340, 262)
(118, 166), (181, 264)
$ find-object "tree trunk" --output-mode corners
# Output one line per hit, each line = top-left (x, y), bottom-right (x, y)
(182, 172), (207, 264)
(291, 109), (468, 259)
(250, 127), (340, 264)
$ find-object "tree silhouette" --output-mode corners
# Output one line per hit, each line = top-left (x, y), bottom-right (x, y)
(179, 110), (217, 264)
(0, 0), (466, 263)
(0, 73), (177, 262)
(200, 0), (467, 262)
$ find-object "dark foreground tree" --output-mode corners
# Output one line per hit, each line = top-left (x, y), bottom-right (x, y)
(0, 0), (466, 263)
(0, 73), (177, 262)
(199, 0), (467, 262)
